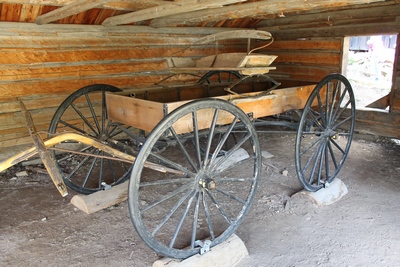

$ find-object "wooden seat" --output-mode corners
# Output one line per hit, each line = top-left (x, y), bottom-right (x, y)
(168, 30), (277, 75)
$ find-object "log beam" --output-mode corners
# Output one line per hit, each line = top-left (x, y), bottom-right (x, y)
(101, 0), (245, 26)
(35, 0), (110, 25)
(150, 0), (386, 27)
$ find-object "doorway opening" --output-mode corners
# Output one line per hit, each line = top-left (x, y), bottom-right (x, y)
(344, 35), (397, 110)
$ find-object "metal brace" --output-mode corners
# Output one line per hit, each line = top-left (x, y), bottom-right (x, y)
(101, 182), (112, 190)
(195, 240), (212, 255)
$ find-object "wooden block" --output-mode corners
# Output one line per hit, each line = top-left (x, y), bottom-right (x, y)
(292, 178), (348, 206)
(153, 234), (249, 267)
(70, 180), (129, 214)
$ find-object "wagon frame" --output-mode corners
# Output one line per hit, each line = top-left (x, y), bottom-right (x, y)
(0, 30), (356, 259)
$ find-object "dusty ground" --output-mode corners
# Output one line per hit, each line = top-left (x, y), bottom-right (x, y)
(1, 132), (399, 267)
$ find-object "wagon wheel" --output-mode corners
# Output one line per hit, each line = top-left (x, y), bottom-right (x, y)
(197, 70), (242, 85)
(129, 99), (261, 259)
(48, 84), (133, 194)
(295, 74), (356, 192)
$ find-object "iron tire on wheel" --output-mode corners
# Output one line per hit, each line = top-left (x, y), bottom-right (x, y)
(295, 74), (356, 192)
(128, 99), (261, 259)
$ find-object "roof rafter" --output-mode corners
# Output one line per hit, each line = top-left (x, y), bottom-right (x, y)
(101, 0), (245, 26)
(149, 0), (386, 27)
(35, 0), (111, 24)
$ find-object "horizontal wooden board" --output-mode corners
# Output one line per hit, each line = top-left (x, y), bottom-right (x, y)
(265, 39), (342, 51)
(106, 93), (165, 133)
(0, 61), (168, 81)
(0, 46), (242, 65)
(272, 52), (341, 66)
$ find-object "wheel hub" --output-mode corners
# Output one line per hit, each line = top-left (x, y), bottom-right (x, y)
(324, 128), (337, 138)
(196, 171), (216, 190)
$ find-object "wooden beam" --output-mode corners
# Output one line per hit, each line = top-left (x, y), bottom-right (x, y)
(149, 0), (386, 27)
(101, 0), (245, 26)
(35, 0), (110, 25)
(0, 0), (165, 11)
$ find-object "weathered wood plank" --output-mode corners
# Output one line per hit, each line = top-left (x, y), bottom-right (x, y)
(0, 61), (168, 80)
(0, 74), (176, 100)
(0, 35), (199, 48)
(102, 0), (245, 26)
(35, 0), (108, 25)
(273, 52), (341, 66)
(0, 47), (240, 64)
(0, 22), (242, 36)
(149, 0), (386, 27)
(265, 39), (341, 51)
(106, 93), (165, 133)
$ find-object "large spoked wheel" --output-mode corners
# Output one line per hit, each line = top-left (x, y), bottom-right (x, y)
(129, 99), (261, 259)
(48, 84), (132, 194)
(197, 70), (242, 85)
(295, 74), (356, 192)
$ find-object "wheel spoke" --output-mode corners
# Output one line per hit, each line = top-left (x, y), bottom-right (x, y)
(192, 112), (202, 169)
(205, 190), (232, 224)
(140, 178), (192, 187)
(191, 192), (201, 249)
(169, 190), (197, 248)
(71, 101), (98, 136)
(169, 127), (198, 172)
(85, 93), (101, 134)
(215, 188), (246, 204)
(327, 141), (338, 169)
(82, 150), (100, 188)
(150, 152), (196, 177)
(150, 189), (194, 236)
(141, 183), (193, 213)
(308, 140), (325, 184)
(211, 133), (252, 172)
(58, 119), (90, 136)
(208, 116), (238, 168)
(202, 191), (215, 240)
(203, 108), (220, 167)
(299, 135), (324, 157)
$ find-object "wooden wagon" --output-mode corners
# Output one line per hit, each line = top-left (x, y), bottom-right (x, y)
(0, 30), (356, 259)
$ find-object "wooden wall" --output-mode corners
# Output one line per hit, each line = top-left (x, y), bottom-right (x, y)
(0, 24), (243, 157)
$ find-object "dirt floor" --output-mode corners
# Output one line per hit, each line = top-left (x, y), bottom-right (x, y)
(1, 132), (399, 267)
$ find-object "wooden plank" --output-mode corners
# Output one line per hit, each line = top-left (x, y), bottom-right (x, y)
(266, 39), (342, 51)
(101, 0), (245, 26)
(0, 47), (238, 64)
(0, 61), (168, 81)
(0, 74), (170, 100)
(0, 35), (199, 49)
(195, 30), (272, 44)
(106, 93), (165, 133)
(19, 101), (68, 197)
(343, 109), (400, 138)
(70, 180), (129, 214)
(273, 52), (341, 65)
(153, 234), (248, 267)
(0, 22), (243, 36)
(149, 0), (386, 27)
(35, 0), (109, 25)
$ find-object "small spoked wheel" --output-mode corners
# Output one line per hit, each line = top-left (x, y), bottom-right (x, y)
(48, 84), (132, 194)
(295, 74), (356, 192)
(129, 99), (261, 259)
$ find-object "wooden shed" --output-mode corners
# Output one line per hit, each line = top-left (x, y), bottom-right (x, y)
(0, 0), (399, 158)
